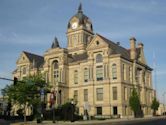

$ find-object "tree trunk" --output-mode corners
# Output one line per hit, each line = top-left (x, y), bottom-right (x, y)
(153, 110), (156, 116)
(24, 104), (26, 123)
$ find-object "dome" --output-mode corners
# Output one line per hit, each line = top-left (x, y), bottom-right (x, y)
(67, 3), (93, 31)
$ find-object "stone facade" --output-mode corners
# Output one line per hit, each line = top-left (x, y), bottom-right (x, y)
(13, 4), (155, 118)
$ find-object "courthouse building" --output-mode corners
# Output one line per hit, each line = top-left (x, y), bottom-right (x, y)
(13, 4), (155, 118)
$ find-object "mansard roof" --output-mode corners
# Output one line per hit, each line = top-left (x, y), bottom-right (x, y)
(23, 51), (44, 68)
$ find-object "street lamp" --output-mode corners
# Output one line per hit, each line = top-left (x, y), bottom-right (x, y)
(71, 100), (75, 122)
(50, 89), (56, 123)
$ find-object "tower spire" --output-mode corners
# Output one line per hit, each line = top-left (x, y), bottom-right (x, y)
(78, 2), (83, 13)
(51, 37), (60, 48)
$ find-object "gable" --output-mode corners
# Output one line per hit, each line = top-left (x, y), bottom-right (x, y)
(16, 52), (30, 65)
(86, 35), (109, 51)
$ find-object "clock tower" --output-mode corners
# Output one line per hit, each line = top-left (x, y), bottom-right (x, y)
(67, 3), (94, 54)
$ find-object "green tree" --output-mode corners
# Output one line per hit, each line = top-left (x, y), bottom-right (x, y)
(2, 74), (48, 122)
(129, 88), (141, 117)
(151, 97), (159, 116)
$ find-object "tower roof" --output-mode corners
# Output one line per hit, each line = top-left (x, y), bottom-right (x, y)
(51, 37), (60, 48)
(78, 3), (83, 13)
(67, 3), (93, 31)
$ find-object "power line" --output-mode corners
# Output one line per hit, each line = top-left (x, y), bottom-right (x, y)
(0, 77), (13, 82)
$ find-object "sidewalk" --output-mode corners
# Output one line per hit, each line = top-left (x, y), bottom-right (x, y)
(11, 116), (166, 125)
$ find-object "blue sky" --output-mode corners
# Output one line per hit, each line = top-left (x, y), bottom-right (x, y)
(0, 0), (166, 102)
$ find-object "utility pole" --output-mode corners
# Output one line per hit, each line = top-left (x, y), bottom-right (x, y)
(163, 92), (166, 115)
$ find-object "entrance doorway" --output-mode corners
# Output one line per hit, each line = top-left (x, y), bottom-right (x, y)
(113, 106), (118, 115)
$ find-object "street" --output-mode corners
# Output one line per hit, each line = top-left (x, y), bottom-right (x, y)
(80, 117), (166, 125)
(10, 116), (166, 125)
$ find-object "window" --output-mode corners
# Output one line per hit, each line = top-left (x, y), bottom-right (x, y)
(124, 87), (128, 101)
(73, 35), (77, 45)
(96, 66), (103, 81)
(53, 61), (59, 82)
(129, 66), (132, 83)
(84, 68), (88, 82)
(84, 89), (88, 102)
(45, 72), (48, 83)
(96, 107), (102, 115)
(112, 64), (117, 80)
(74, 70), (78, 84)
(96, 54), (103, 63)
(73, 90), (78, 102)
(113, 87), (117, 100)
(124, 106), (127, 115)
(122, 64), (126, 80)
(96, 88), (103, 101)
(146, 73), (150, 86)
(136, 69), (141, 84)
(96, 41), (99, 45)
(113, 106), (118, 115)
(22, 67), (26, 75)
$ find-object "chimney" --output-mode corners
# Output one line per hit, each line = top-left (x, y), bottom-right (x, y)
(138, 42), (144, 49)
(130, 37), (136, 60)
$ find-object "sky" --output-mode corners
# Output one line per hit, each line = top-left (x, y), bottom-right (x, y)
(0, 0), (166, 103)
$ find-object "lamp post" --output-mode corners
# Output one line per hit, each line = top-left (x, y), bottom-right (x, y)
(71, 100), (75, 122)
(50, 89), (56, 123)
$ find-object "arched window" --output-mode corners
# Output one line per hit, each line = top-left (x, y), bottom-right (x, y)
(22, 67), (26, 75)
(74, 70), (78, 84)
(112, 64), (117, 80)
(84, 68), (89, 82)
(96, 54), (103, 63)
(53, 60), (59, 82)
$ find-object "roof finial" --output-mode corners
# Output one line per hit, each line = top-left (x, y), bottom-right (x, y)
(78, 2), (83, 13)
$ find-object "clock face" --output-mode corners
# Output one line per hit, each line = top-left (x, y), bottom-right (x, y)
(72, 22), (78, 29)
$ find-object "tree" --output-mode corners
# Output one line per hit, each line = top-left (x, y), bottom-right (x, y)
(129, 88), (141, 118)
(2, 73), (48, 122)
(151, 97), (159, 116)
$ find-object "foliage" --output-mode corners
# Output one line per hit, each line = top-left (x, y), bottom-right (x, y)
(16, 109), (23, 117)
(151, 97), (159, 116)
(129, 88), (141, 117)
(43, 102), (82, 121)
(1, 73), (48, 121)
